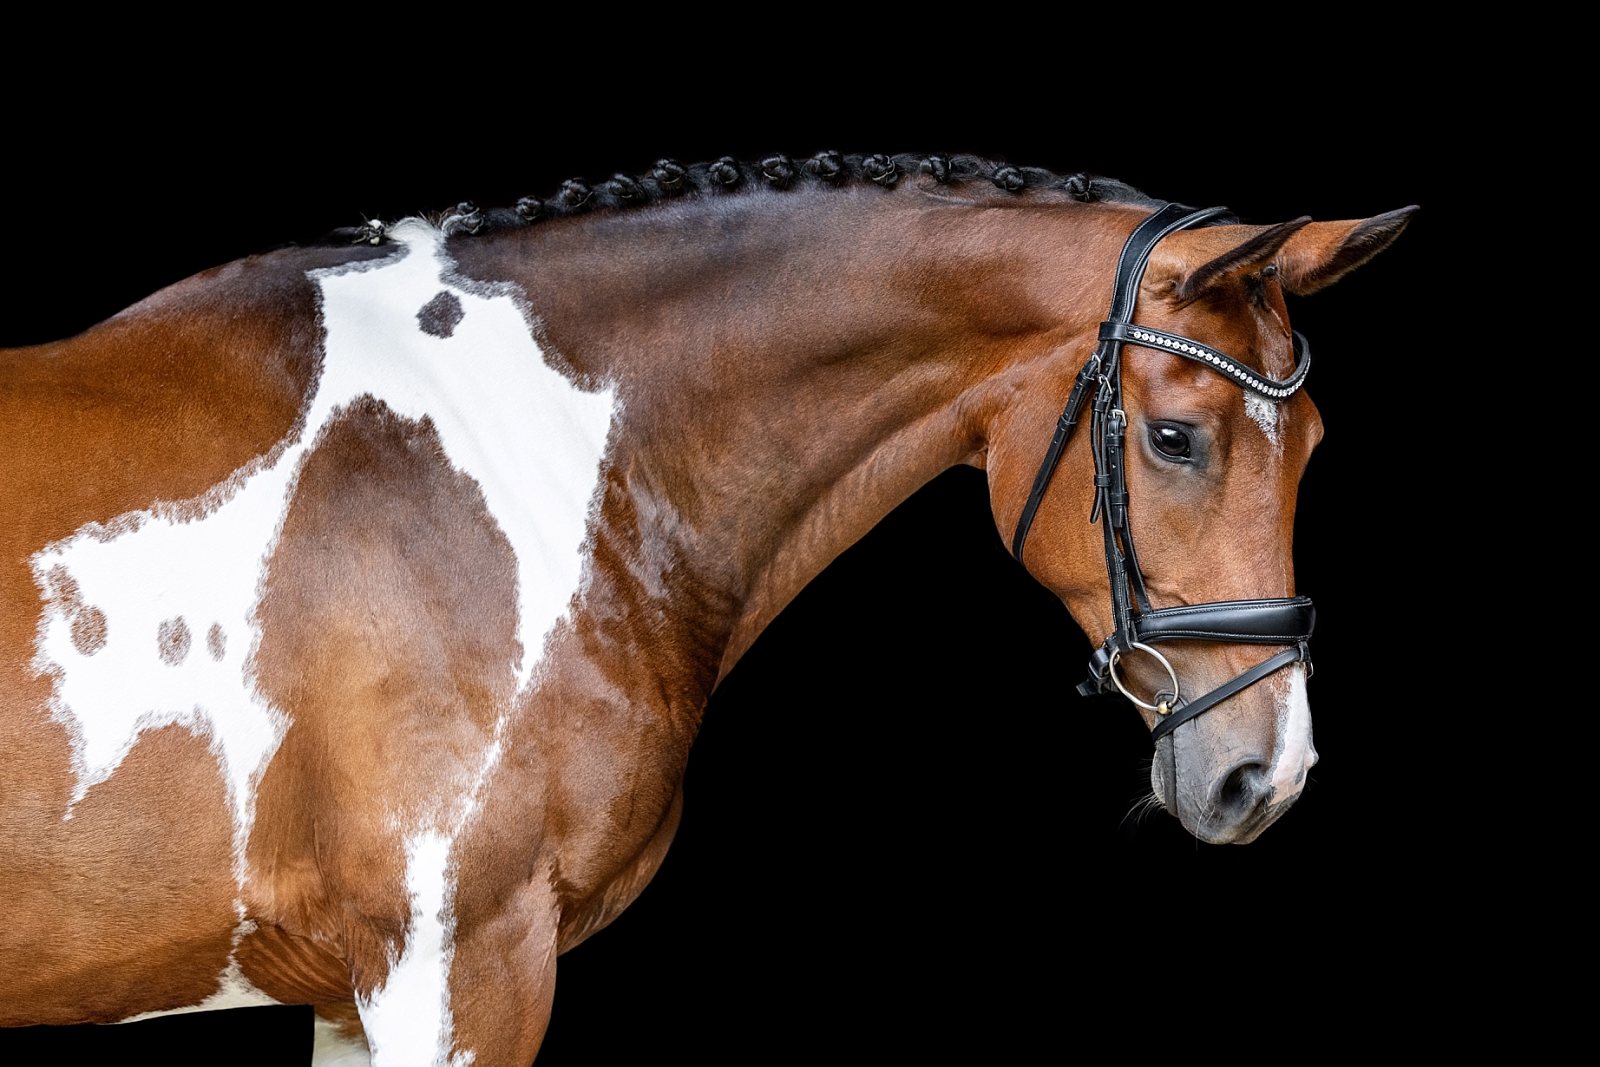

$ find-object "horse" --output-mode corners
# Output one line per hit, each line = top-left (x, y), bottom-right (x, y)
(0, 152), (1413, 1064)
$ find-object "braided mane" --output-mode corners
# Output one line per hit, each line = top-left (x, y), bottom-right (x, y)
(327, 153), (1165, 246)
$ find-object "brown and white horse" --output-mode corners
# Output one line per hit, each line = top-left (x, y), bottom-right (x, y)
(0, 155), (1412, 1064)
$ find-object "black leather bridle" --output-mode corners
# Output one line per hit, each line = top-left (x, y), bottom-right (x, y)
(1012, 203), (1315, 744)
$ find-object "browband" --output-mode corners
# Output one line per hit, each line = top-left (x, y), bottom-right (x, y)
(1098, 322), (1310, 401)
(1013, 203), (1315, 744)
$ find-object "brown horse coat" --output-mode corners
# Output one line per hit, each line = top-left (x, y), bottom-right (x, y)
(0, 158), (1411, 1063)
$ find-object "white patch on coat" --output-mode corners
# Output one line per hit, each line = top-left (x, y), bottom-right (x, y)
(1244, 392), (1282, 451)
(313, 1016), (374, 1067)
(313, 221), (615, 689)
(1268, 664), (1315, 802)
(358, 832), (472, 1067)
(30, 220), (615, 1015)
(117, 948), (280, 1023)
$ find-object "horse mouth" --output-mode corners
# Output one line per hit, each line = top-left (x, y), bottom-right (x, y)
(1195, 788), (1305, 845)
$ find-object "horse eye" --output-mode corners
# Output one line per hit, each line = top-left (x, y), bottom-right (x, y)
(1150, 426), (1191, 459)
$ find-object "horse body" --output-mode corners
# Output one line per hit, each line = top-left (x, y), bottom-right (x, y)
(0, 160), (1410, 1063)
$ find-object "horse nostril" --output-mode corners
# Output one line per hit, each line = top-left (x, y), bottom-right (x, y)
(1218, 762), (1269, 815)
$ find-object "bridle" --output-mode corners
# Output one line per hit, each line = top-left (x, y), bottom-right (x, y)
(1012, 203), (1315, 744)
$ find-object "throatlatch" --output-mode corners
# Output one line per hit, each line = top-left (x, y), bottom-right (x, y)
(1012, 203), (1315, 744)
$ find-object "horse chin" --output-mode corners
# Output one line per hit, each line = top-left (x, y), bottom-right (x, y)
(1149, 667), (1318, 845)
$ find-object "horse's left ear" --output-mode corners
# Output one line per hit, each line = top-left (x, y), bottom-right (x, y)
(1275, 206), (1420, 295)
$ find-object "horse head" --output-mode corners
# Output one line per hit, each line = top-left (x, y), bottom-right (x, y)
(992, 205), (1415, 844)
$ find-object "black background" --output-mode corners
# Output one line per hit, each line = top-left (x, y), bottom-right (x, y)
(2, 64), (1460, 1062)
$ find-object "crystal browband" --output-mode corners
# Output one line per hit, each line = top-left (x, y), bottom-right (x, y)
(1097, 321), (1309, 401)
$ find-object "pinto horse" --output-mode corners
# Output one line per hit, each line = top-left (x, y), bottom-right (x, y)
(0, 153), (1413, 1064)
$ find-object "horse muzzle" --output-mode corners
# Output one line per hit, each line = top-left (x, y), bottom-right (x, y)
(1150, 662), (1317, 844)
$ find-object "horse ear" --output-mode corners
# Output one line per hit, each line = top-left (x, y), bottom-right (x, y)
(1172, 217), (1312, 303)
(1275, 206), (1419, 295)
(1150, 219), (1312, 304)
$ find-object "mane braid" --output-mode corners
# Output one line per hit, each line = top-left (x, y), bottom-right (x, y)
(315, 153), (1167, 247)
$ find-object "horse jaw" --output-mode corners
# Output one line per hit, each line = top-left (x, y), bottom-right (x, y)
(1150, 664), (1317, 844)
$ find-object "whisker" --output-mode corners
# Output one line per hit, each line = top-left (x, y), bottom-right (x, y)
(1120, 789), (1166, 833)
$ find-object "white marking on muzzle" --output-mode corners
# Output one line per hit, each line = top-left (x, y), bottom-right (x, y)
(1268, 664), (1315, 802)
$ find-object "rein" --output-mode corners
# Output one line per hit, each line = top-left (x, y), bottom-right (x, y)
(1012, 204), (1315, 744)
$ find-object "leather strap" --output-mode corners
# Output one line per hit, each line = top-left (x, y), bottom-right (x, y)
(1149, 646), (1308, 743)
(1104, 205), (1231, 323)
(1013, 203), (1218, 564)
(1009, 356), (1100, 558)
(1134, 596), (1315, 645)
(1075, 600), (1314, 701)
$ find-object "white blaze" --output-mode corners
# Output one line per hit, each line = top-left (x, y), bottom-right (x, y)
(34, 220), (614, 1019)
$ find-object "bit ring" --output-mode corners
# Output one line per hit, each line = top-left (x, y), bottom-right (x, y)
(1108, 642), (1182, 714)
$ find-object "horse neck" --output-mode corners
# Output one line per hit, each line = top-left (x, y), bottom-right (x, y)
(453, 189), (1133, 716)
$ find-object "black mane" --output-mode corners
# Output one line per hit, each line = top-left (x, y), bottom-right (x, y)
(319, 153), (1164, 246)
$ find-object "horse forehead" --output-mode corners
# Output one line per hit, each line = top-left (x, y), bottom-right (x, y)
(1128, 296), (1310, 454)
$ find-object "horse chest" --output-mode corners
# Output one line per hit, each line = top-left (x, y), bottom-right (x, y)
(25, 222), (615, 898)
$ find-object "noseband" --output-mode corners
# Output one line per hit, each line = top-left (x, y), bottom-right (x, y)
(1012, 203), (1315, 744)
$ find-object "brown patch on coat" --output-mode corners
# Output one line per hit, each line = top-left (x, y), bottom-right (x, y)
(554, 783), (683, 953)
(206, 623), (227, 661)
(156, 616), (191, 665)
(416, 290), (465, 338)
(0, 723), (238, 1024)
(40, 565), (110, 656)
(244, 396), (520, 998)
(70, 607), (109, 656)
(443, 878), (560, 1066)
(235, 924), (354, 1005)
